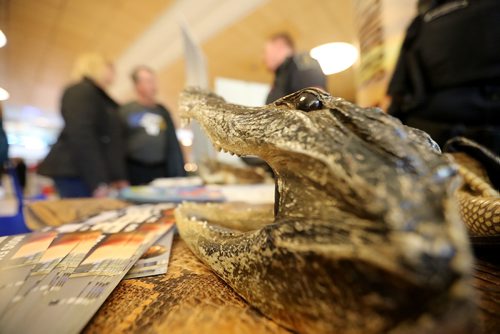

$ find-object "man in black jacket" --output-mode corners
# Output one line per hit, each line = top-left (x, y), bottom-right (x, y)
(39, 53), (128, 197)
(264, 33), (326, 104)
(388, 0), (500, 154)
(119, 66), (186, 185)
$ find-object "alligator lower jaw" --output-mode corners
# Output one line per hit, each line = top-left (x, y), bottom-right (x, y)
(174, 121), (279, 231)
(175, 202), (275, 237)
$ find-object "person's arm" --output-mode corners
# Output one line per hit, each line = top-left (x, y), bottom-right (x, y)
(106, 108), (128, 184)
(387, 16), (425, 119)
(108, 106), (130, 189)
(62, 85), (109, 192)
(160, 105), (186, 177)
(0, 120), (8, 167)
(0, 104), (8, 167)
(266, 77), (287, 104)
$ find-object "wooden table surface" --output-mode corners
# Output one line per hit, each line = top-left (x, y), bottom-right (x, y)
(24, 199), (500, 333)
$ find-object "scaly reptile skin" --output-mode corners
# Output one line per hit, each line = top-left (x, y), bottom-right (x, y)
(175, 88), (477, 333)
(444, 138), (500, 237)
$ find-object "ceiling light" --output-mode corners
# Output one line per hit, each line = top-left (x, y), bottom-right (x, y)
(0, 87), (10, 101)
(0, 30), (6, 48)
(310, 42), (358, 75)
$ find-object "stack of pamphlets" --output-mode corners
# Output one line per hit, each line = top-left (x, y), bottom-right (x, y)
(0, 204), (176, 333)
(119, 184), (225, 203)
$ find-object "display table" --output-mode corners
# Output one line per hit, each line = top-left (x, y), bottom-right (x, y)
(24, 199), (499, 333)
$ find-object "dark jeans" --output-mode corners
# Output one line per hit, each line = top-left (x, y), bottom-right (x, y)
(127, 159), (166, 186)
(53, 177), (92, 198)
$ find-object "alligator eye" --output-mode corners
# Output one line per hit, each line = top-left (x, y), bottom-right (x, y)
(297, 92), (323, 112)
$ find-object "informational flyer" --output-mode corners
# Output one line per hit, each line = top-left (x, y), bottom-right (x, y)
(0, 204), (177, 334)
(0, 231), (57, 315)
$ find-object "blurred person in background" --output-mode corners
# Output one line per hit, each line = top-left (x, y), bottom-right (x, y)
(11, 158), (26, 191)
(0, 103), (7, 166)
(388, 0), (500, 154)
(39, 52), (128, 198)
(0, 103), (8, 183)
(246, 33), (326, 170)
(264, 32), (327, 103)
(119, 66), (185, 185)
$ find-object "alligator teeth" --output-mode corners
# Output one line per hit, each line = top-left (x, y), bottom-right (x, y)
(214, 146), (239, 156)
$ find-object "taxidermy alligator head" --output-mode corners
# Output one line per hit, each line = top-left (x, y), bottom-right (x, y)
(176, 87), (476, 333)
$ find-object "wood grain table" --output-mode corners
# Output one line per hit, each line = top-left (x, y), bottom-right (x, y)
(24, 199), (500, 333)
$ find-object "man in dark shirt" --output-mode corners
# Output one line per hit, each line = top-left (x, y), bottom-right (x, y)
(119, 66), (186, 185)
(264, 33), (327, 104)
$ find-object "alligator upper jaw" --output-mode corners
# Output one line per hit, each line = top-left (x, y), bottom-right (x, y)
(178, 88), (461, 227)
(180, 88), (313, 220)
(179, 88), (380, 223)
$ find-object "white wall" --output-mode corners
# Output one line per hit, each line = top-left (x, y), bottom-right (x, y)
(214, 77), (270, 165)
(215, 77), (270, 107)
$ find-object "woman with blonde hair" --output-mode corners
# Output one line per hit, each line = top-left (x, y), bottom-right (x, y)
(39, 52), (128, 197)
